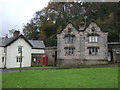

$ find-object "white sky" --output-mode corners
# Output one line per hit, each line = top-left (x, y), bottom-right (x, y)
(0, 0), (50, 37)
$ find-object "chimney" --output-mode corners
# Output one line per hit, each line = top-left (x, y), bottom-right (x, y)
(79, 22), (85, 31)
(5, 34), (8, 38)
(13, 31), (20, 39)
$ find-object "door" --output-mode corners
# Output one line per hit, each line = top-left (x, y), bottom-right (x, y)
(108, 52), (111, 61)
(108, 51), (113, 62)
(54, 51), (57, 66)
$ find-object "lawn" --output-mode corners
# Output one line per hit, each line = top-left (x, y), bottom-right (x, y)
(2, 68), (119, 88)
(0, 73), (2, 89)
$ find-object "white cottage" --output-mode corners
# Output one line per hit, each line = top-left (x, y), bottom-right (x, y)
(0, 31), (45, 68)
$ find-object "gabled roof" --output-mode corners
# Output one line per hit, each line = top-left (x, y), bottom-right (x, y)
(58, 20), (107, 35)
(83, 20), (102, 31)
(0, 38), (14, 47)
(28, 40), (45, 49)
(6, 34), (33, 47)
(0, 34), (45, 49)
(58, 23), (79, 34)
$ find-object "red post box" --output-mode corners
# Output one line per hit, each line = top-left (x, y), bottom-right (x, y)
(42, 55), (47, 67)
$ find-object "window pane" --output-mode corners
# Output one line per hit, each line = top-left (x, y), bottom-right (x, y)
(95, 36), (98, 42)
(71, 48), (74, 55)
(95, 48), (98, 52)
(93, 36), (95, 42)
(69, 48), (71, 55)
(2, 57), (4, 62)
(65, 49), (67, 55)
(89, 36), (91, 42)
(89, 49), (91, 54)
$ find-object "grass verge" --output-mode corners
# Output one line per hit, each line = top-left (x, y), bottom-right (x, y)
(2, 67), (119, 88)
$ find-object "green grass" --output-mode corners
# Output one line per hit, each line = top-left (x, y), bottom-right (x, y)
(0, 74), (2, 90)
(2, 68), (119, 88)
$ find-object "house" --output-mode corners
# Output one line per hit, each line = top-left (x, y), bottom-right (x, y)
(0, 31), (45, 68)
(108, 42), (120, 62)
(57, 21), (108, 66)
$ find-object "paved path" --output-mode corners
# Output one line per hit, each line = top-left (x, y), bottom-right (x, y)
(1, 63), (119, 74)
(1, 67), (72, 73)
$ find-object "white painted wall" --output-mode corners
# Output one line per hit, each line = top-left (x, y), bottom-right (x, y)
(6, 38), (32, 68)
(0, 47), (5, 68)
(31, 49), (45, 54)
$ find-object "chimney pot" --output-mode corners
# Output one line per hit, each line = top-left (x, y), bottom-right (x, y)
(13, 31), (20, 39)
(5, 34), (8, 38)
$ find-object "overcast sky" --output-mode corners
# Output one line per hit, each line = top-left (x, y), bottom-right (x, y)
(0, 0), (50, 37)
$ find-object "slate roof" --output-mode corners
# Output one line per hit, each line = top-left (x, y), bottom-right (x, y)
(0, 38), (14, 46)
(28, 40), (45, 49)
(0, 35), (45, 49)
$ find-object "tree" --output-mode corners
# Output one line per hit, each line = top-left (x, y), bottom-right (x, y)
(23, 2), (119, 46)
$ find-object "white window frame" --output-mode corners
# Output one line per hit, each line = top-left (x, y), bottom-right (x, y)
(88, 36), (99, 43)
(18, 46), (23, 52)
(88, 47), (99, 55)
(16, 56), (21, 62)
(16, 56), (23, 62)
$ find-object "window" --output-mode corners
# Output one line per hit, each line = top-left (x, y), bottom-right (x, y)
(116, 50), (120, 54)
(2, 57), (4, 62)
(16, 56), (22, 62)
(65, 36), (75, 43)
(88, 36), (99, 43)
(16, 56), (20, 62)
(88, 47), (99, 55)
(18, 46), (23, 52)
(68, 28), (72, 33)
(65, 48), (75, 56)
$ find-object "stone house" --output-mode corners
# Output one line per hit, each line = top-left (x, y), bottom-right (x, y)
(57, 21), (108, 66)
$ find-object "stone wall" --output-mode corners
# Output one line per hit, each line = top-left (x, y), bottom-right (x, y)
(46, 47), (57, 66)
(57, 59), (108, 66)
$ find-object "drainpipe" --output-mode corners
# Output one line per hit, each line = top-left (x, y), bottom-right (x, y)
(4, 47), (7, 68)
